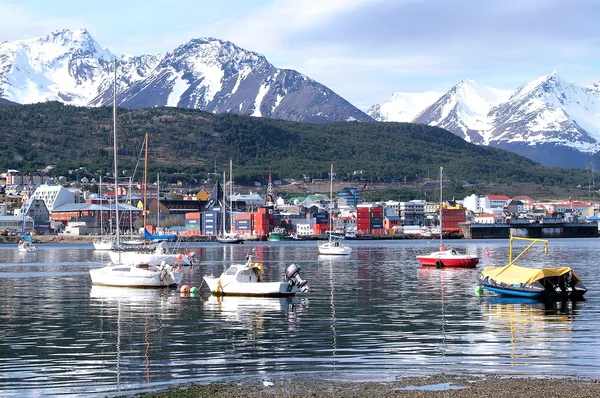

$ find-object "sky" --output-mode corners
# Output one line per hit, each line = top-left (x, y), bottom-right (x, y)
(1, 0), (599, 111)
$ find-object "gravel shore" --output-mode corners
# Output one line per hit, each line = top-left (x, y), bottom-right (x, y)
(126, 375), (600, 398)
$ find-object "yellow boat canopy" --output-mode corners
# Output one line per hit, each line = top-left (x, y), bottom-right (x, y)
(481, 264), (578, 285)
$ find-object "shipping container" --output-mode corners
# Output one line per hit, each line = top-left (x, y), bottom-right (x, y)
(186, 212), (201, 220)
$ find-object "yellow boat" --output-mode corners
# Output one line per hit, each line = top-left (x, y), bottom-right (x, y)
(478, 233), (587, 300)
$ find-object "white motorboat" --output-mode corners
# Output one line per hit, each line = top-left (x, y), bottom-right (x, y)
(318, 164), (352, 256)
(89, 259), (184, 288)
(318, 236), (352, 255)
(203, 251), (309, 297)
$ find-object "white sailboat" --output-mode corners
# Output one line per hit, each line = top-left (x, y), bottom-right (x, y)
(216, 160), (243, 244)
(89, 59), (184, 288)
(318, 164), (352, 255)
(106, 132), (190, 266)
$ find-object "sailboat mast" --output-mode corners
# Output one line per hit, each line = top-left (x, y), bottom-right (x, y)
(157, 172), (161, 232)
(329, 163), (333, 240)
(143, 132), (148, 234)
(222, 170), (226, 235)
(113, 58), (120, 246)
(99, 176), (103, 234)
(229, 159), (233, 234)
(439, 166), (443, 249)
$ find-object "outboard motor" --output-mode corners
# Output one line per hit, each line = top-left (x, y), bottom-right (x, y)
(285, 263), (308, 291)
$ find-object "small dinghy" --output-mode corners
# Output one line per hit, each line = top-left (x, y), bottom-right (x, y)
(479, 233), (587, 300)
(203, 251), (309, 297)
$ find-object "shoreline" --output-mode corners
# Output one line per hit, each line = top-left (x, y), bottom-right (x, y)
(126, 375), (600, 397)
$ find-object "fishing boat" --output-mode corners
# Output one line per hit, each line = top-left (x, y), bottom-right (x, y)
(18, 236), (37, 252)
(318, 164), (352, 255)
(89, 59), (185, 288)
(416, 167), (478, 268)
(478, 233), (587, 300)
(216, 160), (244, 244)
(203, 250), (309, 296)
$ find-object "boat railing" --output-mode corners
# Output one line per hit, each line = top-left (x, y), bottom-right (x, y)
(508, 231), (548, 265)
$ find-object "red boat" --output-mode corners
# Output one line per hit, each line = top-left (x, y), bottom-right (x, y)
(416, 246), (479, 268)
(416, 167), (479, 269)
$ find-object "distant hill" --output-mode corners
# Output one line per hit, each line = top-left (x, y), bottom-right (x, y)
(0, 102), (592, 198)
(0, 98), (17, 106)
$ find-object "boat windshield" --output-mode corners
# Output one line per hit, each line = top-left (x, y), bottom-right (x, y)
(225, 266), (237, 275)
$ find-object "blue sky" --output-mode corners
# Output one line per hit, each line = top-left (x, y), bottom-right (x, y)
(1, 0), (599, 111)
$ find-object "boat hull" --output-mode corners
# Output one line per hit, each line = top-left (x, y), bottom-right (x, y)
(479, 275), (587, 301)
(203, 277), (299, 297)
(216, 237), (244, 244)
(482, 285), (544, 298)
(416, 249), (478, 268)
(89, 263), (183, 288)
(417, 256), (479, 268)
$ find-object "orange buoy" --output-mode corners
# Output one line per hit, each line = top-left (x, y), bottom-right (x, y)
(485, 251), (490, 257)
(177, 253), (183, 261)
(179, 284), (190, 294)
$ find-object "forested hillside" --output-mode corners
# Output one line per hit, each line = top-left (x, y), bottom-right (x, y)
(0, 102), (591, 193)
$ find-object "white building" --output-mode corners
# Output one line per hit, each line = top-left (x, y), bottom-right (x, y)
(463, 194), (510, 214)
(30, 184), (79, 213)
(0, 215), (35, 234)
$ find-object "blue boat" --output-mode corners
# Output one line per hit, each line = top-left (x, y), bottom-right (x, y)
(478, 233), (587, 301)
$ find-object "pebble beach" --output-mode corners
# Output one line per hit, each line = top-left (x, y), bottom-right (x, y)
(127, 375), (600, 398)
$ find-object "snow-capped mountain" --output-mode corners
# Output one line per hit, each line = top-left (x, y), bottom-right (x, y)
(0, 29), (372, 123)
(370, 72), (600, 168)
(367, 91), (444, 122)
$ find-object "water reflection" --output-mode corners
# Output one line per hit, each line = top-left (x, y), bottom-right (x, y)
(482, 298), (579, 362)
(1, 240), (600, 397)
(88, 286), (183, 396)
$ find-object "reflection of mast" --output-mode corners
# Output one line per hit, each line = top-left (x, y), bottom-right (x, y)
(116, 299), (121, 388)
(144, 318), (150, 385)
(329, 262), (337, 355)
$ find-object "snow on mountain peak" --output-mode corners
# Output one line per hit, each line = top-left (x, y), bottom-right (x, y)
(367, 91), (444, 122)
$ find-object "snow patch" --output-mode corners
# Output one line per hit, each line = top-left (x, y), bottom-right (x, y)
(167, 72), (190, 107)
(252, 82), (270, 117)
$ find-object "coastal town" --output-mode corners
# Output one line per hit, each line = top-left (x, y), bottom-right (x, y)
(2, 168), (598, 242)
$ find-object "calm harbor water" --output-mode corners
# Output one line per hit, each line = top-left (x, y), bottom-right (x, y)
(1, 238), (599, 397)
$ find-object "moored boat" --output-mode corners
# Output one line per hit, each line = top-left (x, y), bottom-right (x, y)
(417, 247), (479, 268)
(417, 167), (478, 268)
(203, 251), (309, 297)
(89, 260), (184, 288)
(18, 236), (37, 253)
(318, 164), (352, 256)
(478, 233), (587, 300)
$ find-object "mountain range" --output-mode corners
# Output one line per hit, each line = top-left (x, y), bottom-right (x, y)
(368, 73), (600, 168)
(0, 29), (371, 123)
(1, 29), (600, 169)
